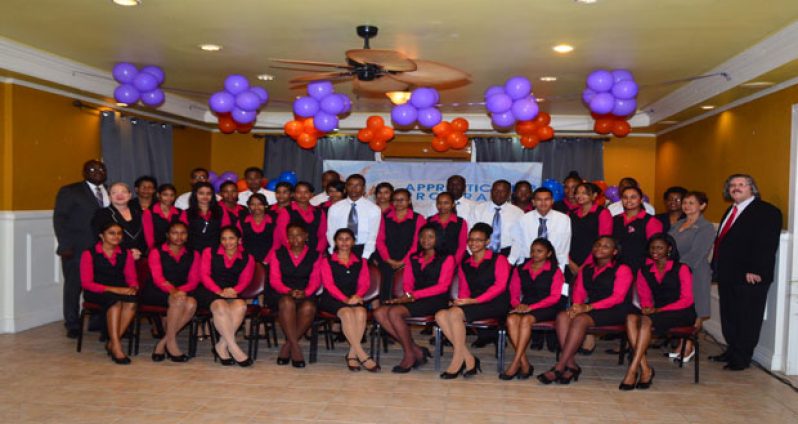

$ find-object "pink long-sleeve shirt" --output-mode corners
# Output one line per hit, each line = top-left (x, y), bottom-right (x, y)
(572, 261), (633, 310)
(636, 260), (694, 312)
(320, 253), (370, 302)
(274, 202), (328, 254)
(621, 209), (663, 238)
(266, 246), (322, 297)
(141, 206), (187, 249)
(428, 214), (468, 263)
(509, 260), (565, 309)
(147, 244), (201, 293)
(80, 243), (139, 293)
(376, 209), (426, 261)
(574, 204), (613, 236)
(200, 246), (255, 294)
(403, 254), (455, 299)
(457, 250), (510, 303)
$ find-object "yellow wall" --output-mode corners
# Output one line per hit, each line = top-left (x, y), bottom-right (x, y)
(656, 85), (797, 224)
(603, 135), (657, 197)
(173, 127), (212, 193)
(210, 132), (265, 178)
(1, 83), (11, 209)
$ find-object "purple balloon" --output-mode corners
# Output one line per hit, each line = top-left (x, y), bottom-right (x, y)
(140, 89), (165, 107)
(612, 98), (637, 117)
(417, 107), (442, 128)
(293, 96), (319, 118)
(612, 80), (638, 100)
(112, 62), (138, 84)
(504, 76), (532, 100)
(485, 93), (513, 114)
(391, 103), (418, 126)
(589, 92), (615, 115)
(235, 91), (261, 111)
(612, 69), (634, 83)
(140, 65), (165, 85)
(511, 98), (539, 121)
(307, 80), (334, 100)
(604, 186), (620, 202)
(491, 111), (515, 127)
(586, 69), (614, 93)
(582, 88), (596, 105)
(208, 171), (218, 184)
(484, 85), (505, 100)
(231, 107), (257, 124)
(320, 93), (346, 115)
(213, 171), (238, 192)
(338, 94), (352, 113)
(410, 87), (437, 109)
(250, 87), (269, 104)
(314, 111), (339, 132)
(113, 84), (140, 104)
(209, 91), (235, 113)
(133, 72), (158, 92)
(224, 74), (250, 95)
(642, 194), (650, 204)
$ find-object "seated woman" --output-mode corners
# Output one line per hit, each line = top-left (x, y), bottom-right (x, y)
(502, 238), (566, 380)
(537, 236), (633, 384)
(240, 193), (278, 265)
(373, 225), (454, 373)
(375, 188), (425, 304)
(143, 222), (200, 362)
(319, 228), (380, 372)
(196, 226), (255, 367)
(265, 222), (322, 368)
(80, 222), (139, 364)
(620, 234), (696, 390)
(435, 223), (510, 379)
(275, 181), (328, 254)
(142, 183), (187, 250)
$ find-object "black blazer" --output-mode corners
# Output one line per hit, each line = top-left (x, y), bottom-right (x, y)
(53, 181), (103, 255)
(91, 205), (147, 253)
(713, 198), (782, 284)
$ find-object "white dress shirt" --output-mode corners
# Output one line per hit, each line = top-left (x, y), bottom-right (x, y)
(326, 196), (381, 260)
(471, 201), (524, 250)
(453, 196), (478, 227)
(509, 209), (571, 270)
(310, 192), (329, 206)
(608, 200), (656, 217)
(86, 181), (109, 207)
(238, 188), (277, 207)
(719, 195), (756, 230)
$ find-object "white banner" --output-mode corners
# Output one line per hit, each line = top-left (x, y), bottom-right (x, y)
(323, 160), (542, 215)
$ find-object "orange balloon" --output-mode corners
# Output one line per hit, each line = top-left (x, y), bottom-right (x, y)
(261, 177), (269, 188)
(284, 120), (303, 139)
(367, 116), (385, 129)
(236, 179), (248, 192)
(592, 180), (608, 192)
(296, 132), (317, 149)
(594, 119), (613, 135)
(451, 117), (469, 133)
(358, 128), (374, 143)
(377, 126), (395, 142)
(515, 120), (537, 136)
(534, 112), (551, 126)
(537, 125), (554, 141)
(218, 115), (237, 134)
(612, 120), (631, 138)
(520, 135), (540, 149)
(431, 137), (449, 152)
(303, 117), (316, 132)
(432, 121), (453, 137)
(369, 138), (387, 152)
(237, 122), (254, 134)
(446, 132), (468, 149)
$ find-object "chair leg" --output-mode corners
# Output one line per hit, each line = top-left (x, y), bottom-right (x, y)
(76, 310), (87, 353)
(374, 324), (382, 364)
(271, 319), (279, 348)
(497, 329), (506, 374)
(694, 336), (700, 384)
(133, 313), (142, 356)
(248, 316), (257, 360)
(617, 336), (626, 365)
(678, 335), (687, 368)
(127, 318), (135, 356)
(309, 321), (319, 364)
(187, 319), (196, 357)
(434, 326), (442, 372)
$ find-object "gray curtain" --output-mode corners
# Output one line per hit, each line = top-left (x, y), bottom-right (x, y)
(474, 136), (606, 181)
(100, 111), (174, 187)
(263, 135), (374, 189)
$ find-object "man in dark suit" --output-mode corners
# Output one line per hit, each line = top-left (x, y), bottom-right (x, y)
(53, 160), (109, 338)
(710, 174), (782, 370)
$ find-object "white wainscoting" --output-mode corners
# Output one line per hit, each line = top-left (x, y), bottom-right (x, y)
(0, 211), (62, 334)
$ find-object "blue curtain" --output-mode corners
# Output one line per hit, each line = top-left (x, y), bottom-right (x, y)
(100, 111), (174, 187)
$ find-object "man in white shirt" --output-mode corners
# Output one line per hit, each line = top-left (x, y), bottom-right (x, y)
(326, 174), (381, 260)
(607, 177), (655, 216)
(471, 180), (524, 256)
(175, 167), (211, 210)
(446, 175), (478, 225)
(509, 187), (571, 270)
(310, 170), (341, 206)
(237, 167), (277, 207)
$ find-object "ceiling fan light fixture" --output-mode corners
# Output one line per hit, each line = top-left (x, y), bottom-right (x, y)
(257, 73), (274, 81)
(386, 91), (412, 105)
(552, 44), (574, 54)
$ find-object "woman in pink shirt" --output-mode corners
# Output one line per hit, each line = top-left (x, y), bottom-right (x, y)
(274, 181), (327, 254)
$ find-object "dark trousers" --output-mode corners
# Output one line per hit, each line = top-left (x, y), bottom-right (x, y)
(718, 280), (771, 366)
(61, 255), (83, 331)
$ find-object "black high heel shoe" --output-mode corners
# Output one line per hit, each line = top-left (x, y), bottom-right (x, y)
(212, 345), (235, 366)
(360, 356), (381, 373)
(165, 347), (190, 363)
(462, 357), (481, 378)
(619, 373), (638, 391)
(440, 363), (466, 379)
(536, 367), (562, 385)
(276, 356), (290, 365)
(392, 364), (413, 373)
(636, 368), (655, 389)
(111, 355), (131, 365)
(518, 365), (535, 380)
(291, 359), (306, 368)
(151, 346), (166, 362)
(498, 369), (519, 381)
(558, 366), (582, 384)
(236, 357), (254, 367)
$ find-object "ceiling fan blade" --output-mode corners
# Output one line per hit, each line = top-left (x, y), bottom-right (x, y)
(353, 77), (410, 93)
(346, 49), (417, 72)
(391, 59), (470, 86)
(270, 58), (352, 69)
(289, 72), (354, 84)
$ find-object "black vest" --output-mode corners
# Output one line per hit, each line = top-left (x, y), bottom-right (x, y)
(410, 254), (447, 290)
(613, 213), (654, 272)
(90, 248), (129, 288)
(287, 206), (323, 251)
(187, 211), (222, 251)
(570, 206), (605, 265)
(518, 260), (558, 305)
(428, 217), (464, 258)
(276, 247), (319, 290)
(582, 264), (620, 304)
(241, 215), (277, 263)
(640, 263), (689, 309)
(328, 256), (363, 297)
(209, 249), (249, 289)
(461, 253), (499, 298)
(223, 206), (248, 229)
(156, 248), (195, 286)
(149, 206), (183, 247)
(383, 212), (421, 260)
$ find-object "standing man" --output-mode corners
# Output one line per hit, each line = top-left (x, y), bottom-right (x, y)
(471, 180), (524, 256)
(509, 187), (571, 270)
(310, 170), (341, 206)
(710, 174), (782, 370)
(327, 174), (381, 259)
(174, 167), (211, 210)
(607, 177), (656, 216)
(446, 175), (478, 225)
(238, 166), (277, 207)
(53, 159), (109, 338)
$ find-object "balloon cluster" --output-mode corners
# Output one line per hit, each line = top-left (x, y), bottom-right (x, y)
(582, 69), (637, 137)
(293, 81), (352, 133)
(391, 87), (442, 128)
(592, 180), (609, 205)
(210, 171), (239, 193)
(112, 63), (166, 107)
(430, 118), (470, 152)
(515, 112), (554, 149)
(604, 185), (620, 203)
(209, 75), (269, 134)
(541, 178), (565, 202)
(265, 171), (298, 191)
(284, 118), (324, 149)
(591, 113), (631, 138)
(484, 76), (539, 128)
(357, 116), (395, 152)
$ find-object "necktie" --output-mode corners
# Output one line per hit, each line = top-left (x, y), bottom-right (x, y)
(347, 202), (359, 241)
(713, 206), (738, 262)
(538, 217), (548, 239)
(95, 186), (104, 207)
(489, 206), (502, 252)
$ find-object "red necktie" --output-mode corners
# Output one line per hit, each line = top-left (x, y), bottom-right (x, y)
(713, 206), (738, 262)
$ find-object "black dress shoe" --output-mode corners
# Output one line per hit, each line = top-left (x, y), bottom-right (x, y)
(212, 346), (235, 366)
(236, 357), (254, 367)
(518, 366), (535, 380)
(708, 352), (730, 362)
(166, 349), (190, 363)
(441, 363), (466, 379)
(291, 359), (306, 368)
(66, 329), (80, 339)
(723, 362), (748, 371)
(636, 368), (655, 389)
(111, 355), (131, 365)
(498, 370), (519, 380)
(462, 357), (481, 378)
(152, 347), (166, 362)
(391, 364), (413, 373)
(276, 356), (290, 365)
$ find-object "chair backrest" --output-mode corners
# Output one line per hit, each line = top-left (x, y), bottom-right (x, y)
(449, 273), (459, 300)
(392, 268), (405, 298)
(135, 258), (151, 289)
(239, 262), (266, 299)
(363, 263), (381, 301)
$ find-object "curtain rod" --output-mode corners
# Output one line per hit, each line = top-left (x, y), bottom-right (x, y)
(72, 100), (187, 130)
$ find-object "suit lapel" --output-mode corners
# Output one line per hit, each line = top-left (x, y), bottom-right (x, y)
(81, 181), (101, 210)
(725, 199), (758, 239)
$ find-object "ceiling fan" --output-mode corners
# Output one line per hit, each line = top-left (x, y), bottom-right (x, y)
(270, 25), (470, 93)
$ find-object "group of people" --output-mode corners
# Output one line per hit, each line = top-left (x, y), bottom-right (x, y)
(54, 160), (782, 389)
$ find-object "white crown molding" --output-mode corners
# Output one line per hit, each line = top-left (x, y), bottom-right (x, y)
(646, 20), (798, 124)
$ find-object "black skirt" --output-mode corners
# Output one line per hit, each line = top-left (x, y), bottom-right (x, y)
(404, 294), (449, 317)
(585, 303), (630, 327)
(650, 308), (697, 336)
(265, 291), (317, 310)
(460, 294), (510, 322)
(84, 290), (137, 311)
(525, 299), (566, 322)
(138, 284), (170, 308)
(193, 286), (242, 309)
(319, 293), (366, 315)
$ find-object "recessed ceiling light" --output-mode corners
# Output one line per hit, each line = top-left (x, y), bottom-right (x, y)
(552, 44), (574, 54)
(539, 76), (557, 82)
(198, 44), (222, 52)
(257, 73), (274, 81)
(740, 81), (774, 88)
(575, 0), (598, 3)
(112, 0), (141, 6)
(535, 98), (545, 103)
(659, 120), (679, 125)
(700, 105), (715, 110)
